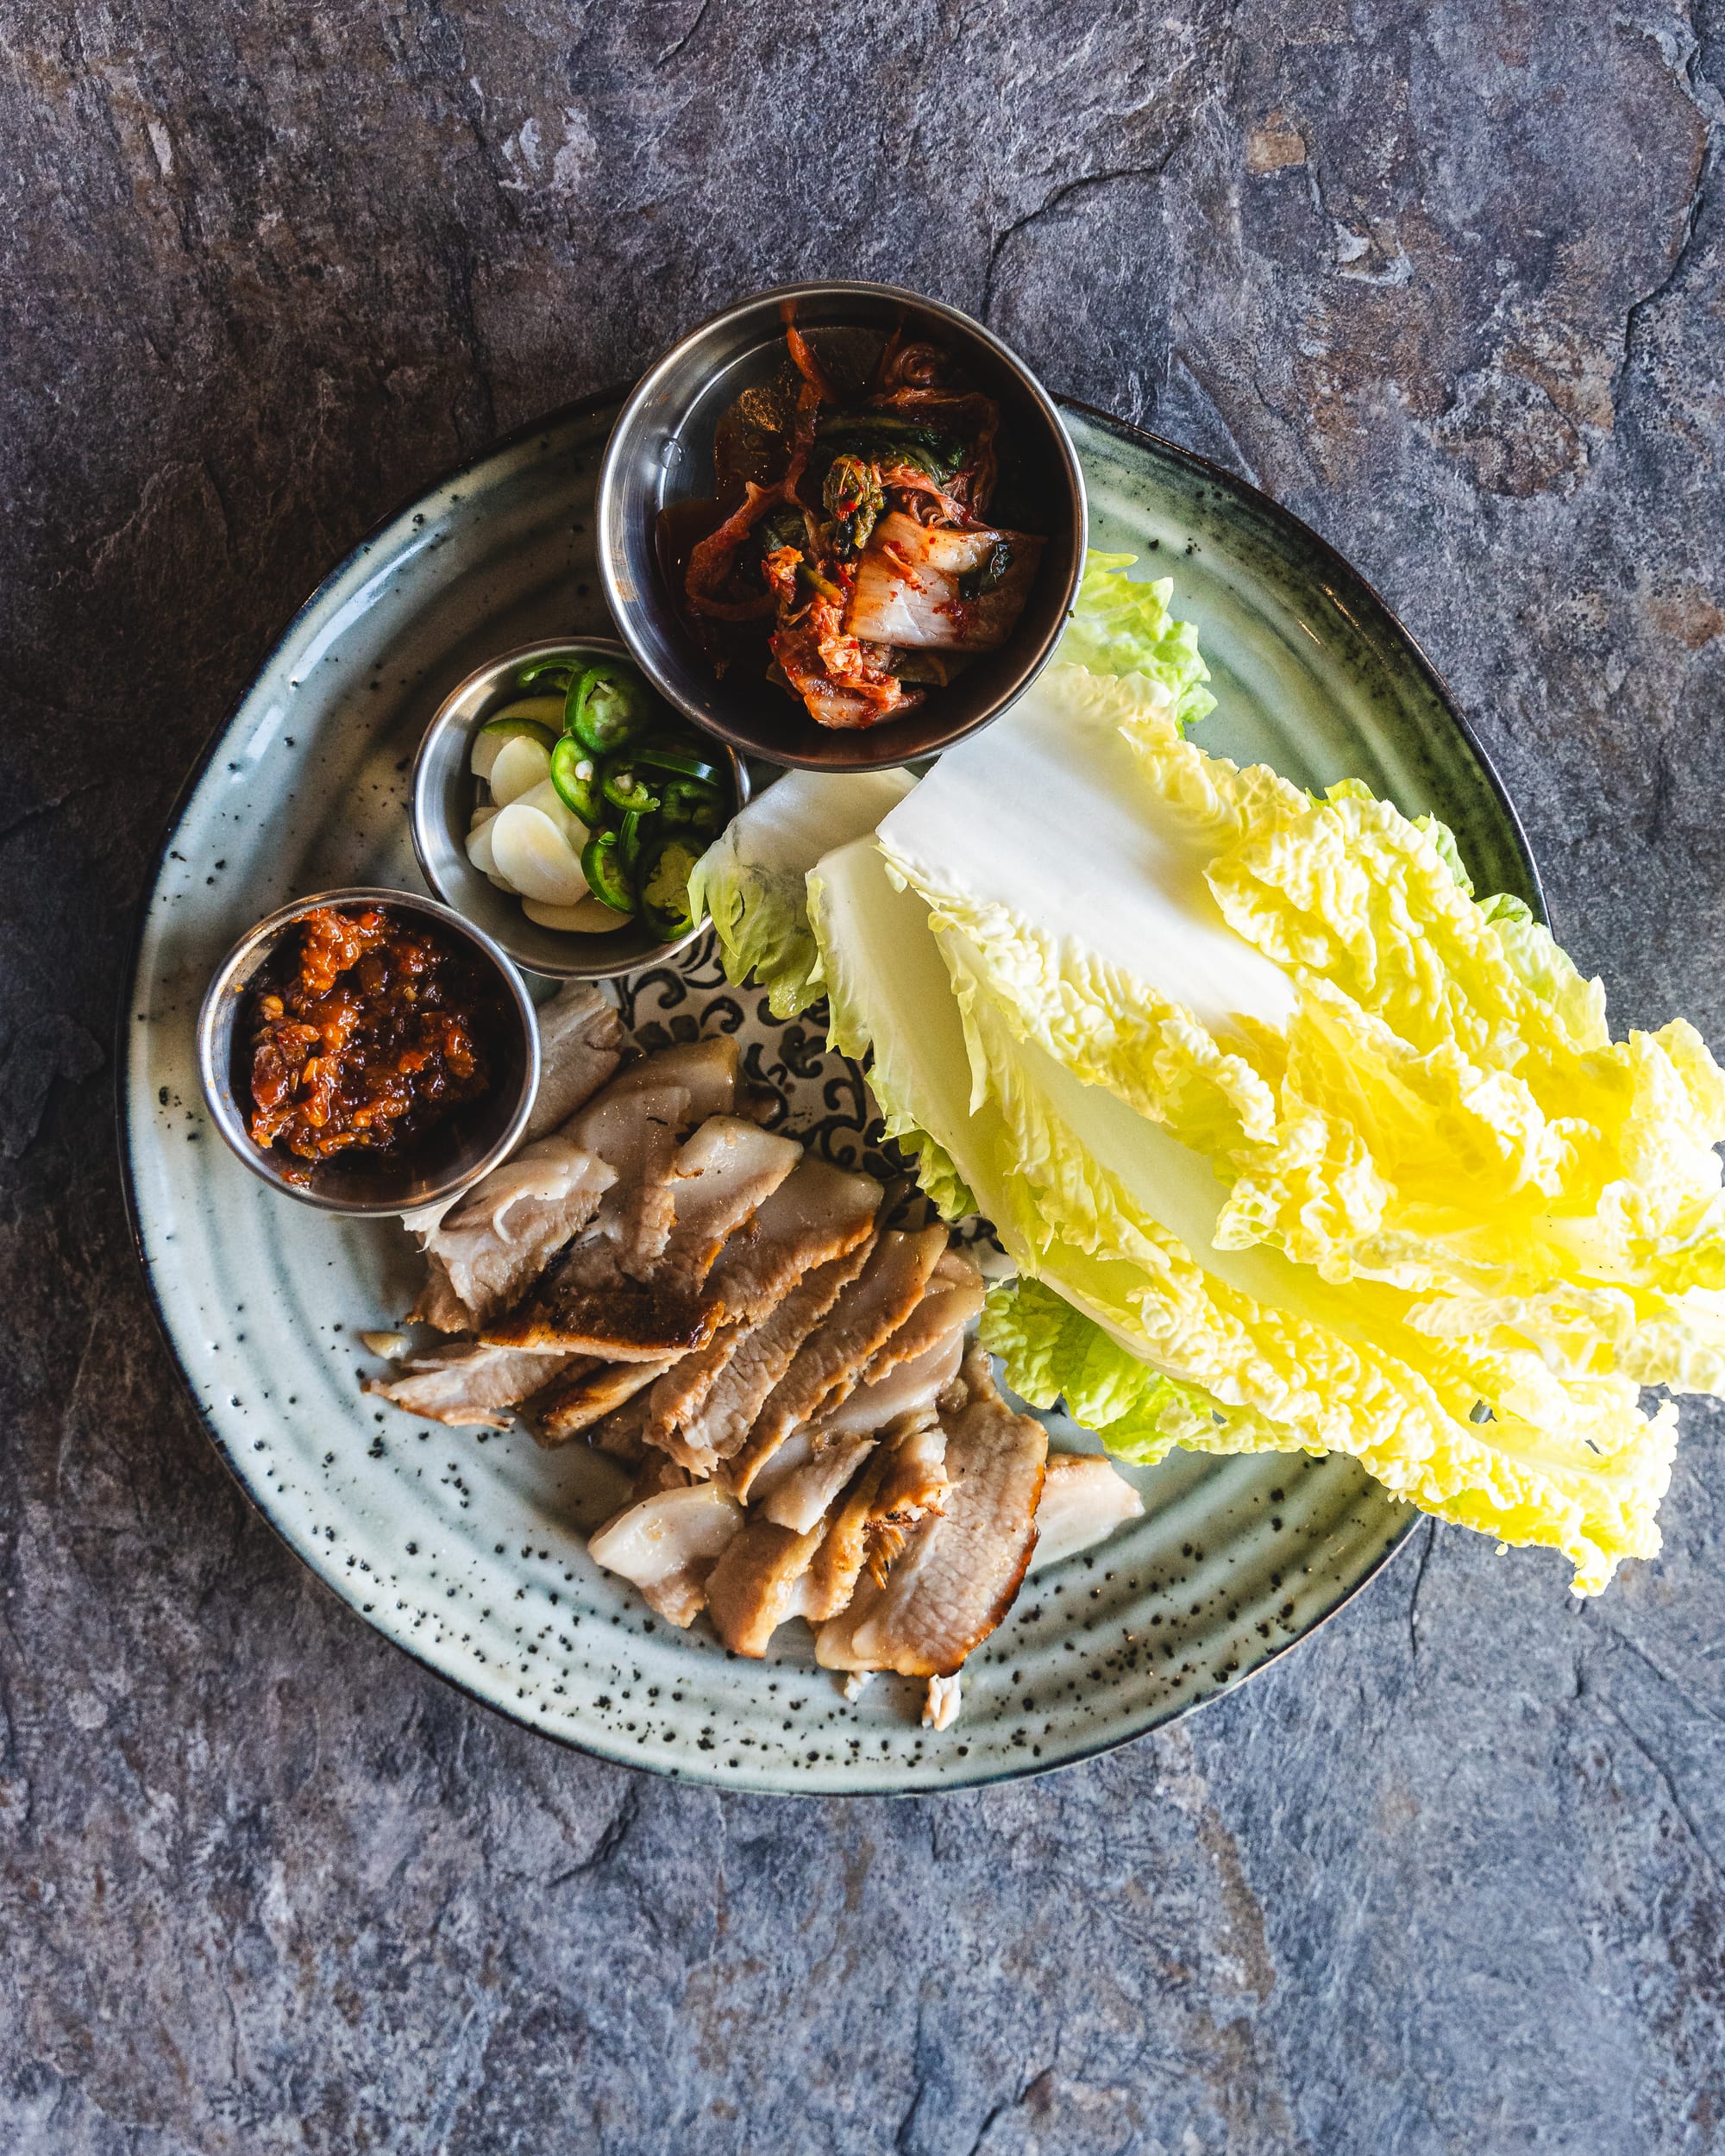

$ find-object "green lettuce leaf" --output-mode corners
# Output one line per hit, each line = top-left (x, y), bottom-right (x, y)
(1057, 551), (1216, 727)
(687, 767), (916, 1017)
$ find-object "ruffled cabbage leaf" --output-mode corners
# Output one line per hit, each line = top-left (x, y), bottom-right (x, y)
(812, 838), (1678, 1593)
(877, 664), (1725, 1399)
(1057, 552), (1217, 730)
(686, 557), (1725, 1593)
(687, 767), (916, 1017)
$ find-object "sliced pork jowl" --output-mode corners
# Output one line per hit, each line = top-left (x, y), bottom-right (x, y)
(815, 1347), (1047, 1678)
(705, 1157), (884, 1323)
(747, 1250), (981, 1527)
(586, 1483), (745, 1628)
(659, 1237), (878, 1476)
(524, 1354), (683, 1446)
(1027, 1454), (1145, 1572)
(596, 1033), (748, 1125)
(727, 1227), (948, 1500)
(747, 1431), (881, 1538)
(522, 981), (624, 1142)
(410, 1137), (617, 1332)
(364, 1033), (1154, 1733)
(492, 1115), (800, 1364)
(642, 1157), (882, 1463)
(363, 1341), (585, 1429)
(703, 1512), (831, 1657)
(655, 1118), (806, 1288)
(476, 1079), (693, 1348)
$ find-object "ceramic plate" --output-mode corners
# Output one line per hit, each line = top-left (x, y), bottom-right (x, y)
(122, 394), (1541, 1794)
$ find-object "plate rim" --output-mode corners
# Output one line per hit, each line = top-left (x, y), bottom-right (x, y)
(116, 384), (1540, 1796)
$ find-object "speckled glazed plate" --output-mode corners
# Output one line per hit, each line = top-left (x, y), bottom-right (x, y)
(122, 393), (1542, 1794)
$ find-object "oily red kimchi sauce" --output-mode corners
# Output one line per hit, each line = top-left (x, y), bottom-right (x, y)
(245, 905), (504, 1171)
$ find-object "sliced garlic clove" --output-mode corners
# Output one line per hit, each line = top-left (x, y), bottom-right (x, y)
(516, 777), (590, 856)
(488, 803), (589, 906)
(488, 734), (555, 807)
(522, 894), (625, 933)
(466, 815), (504, 881)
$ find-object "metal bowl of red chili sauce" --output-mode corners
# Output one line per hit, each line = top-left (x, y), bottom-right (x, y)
(196, 889), (539, 1215)
(596, 280), (1087, 774)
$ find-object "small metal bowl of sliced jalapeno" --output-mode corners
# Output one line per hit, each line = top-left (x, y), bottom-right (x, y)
(410, 636), (748, 981)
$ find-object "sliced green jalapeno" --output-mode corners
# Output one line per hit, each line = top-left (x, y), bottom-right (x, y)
(599, 757), (662, 817)
(631, 743), (724, 786)
(580, 829), (636, 916)
(516, 656), (576, 692)
(568, 660), (651, 755)
(638, 832), (702, 942)
(549, 735), (602, 824)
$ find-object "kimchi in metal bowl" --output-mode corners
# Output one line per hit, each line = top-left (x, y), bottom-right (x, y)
(596, 280), (1087, 773)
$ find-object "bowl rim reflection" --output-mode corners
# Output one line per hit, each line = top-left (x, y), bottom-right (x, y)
(594, 277), (1087, 772)
(195, 885), (540, 1217)
(410, 635), (750, 981)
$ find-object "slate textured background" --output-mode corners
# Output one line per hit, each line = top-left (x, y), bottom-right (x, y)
(3, 3), (1723, 2151)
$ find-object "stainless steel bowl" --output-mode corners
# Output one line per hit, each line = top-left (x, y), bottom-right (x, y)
(596, 279), (1087, 774)
(411, 636), (749, 981)
(196, 887), (539, 1216)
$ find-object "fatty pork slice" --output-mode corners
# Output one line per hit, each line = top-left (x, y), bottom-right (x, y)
(869, 1406), (953, 1533)
(409, 1136), (618, 1332)
(662, 1236), (877, 1476)
(775, 1245), (980, 1456)
(599, 1034), (751, 1125)
(737, 1241), (973, 1526)
(641, 1158), (882, 1460)
(703, 1512), (831, 1658)
(1026, 1454), (1145, 1573)
(523, 1353), (681, 1448)
(555, 1038), (750, 1285)
(750, 1331), (964, 1534)
(656, 1117), (803, 1290)
(762, 1402), (955, 1613)
(706, 1157), (883, 1326)
(808, 1325), (967, 1443)
(589, 1393), (652, 1465)
(852, 1245), (985, 1385)
(627, 1452), (693, 1501)
(523, 981), (624, 1141)
(479, 1080), (699, 1353)
(800, 1451), (888, 1626)
(746, 1431), (881, 1539)
(574, 1079), (696, 1282)
(397, 983), (624, 1251)
(364, 1342), (583, 1429)
(587, 1482), (744, 1628)
(727, 1226), (949, 1501)
(815, 1346), (1046, 1677)
(485, 1104), (799, 1360)
(844, 511), (1046, 652)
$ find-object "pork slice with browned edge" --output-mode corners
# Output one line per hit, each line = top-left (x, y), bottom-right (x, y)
(364, 1341), (585, 1429)
(726, 1227), (947, 1501)
(814, 1347), (1046, 1677)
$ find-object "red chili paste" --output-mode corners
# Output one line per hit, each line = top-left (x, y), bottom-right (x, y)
(246, 905), (504, 1168)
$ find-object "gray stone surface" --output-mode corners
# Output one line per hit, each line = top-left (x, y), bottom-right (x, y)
(3, 2), (1722, 2148)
